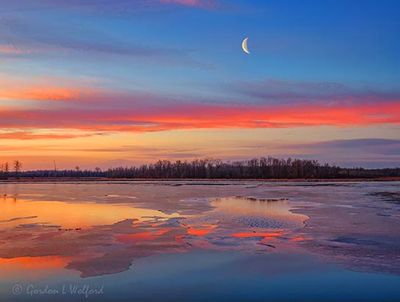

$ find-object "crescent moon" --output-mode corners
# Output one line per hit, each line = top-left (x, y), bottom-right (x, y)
(242, 37), (250, 54)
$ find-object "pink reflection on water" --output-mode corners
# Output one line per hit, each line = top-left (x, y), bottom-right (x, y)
(0, 194), (308, 278)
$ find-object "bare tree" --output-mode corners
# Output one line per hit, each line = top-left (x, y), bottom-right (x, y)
(14, 160), (22, 178)
(1, 162), (10, 179)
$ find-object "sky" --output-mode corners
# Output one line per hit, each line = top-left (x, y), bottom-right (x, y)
(0, 0), (399, 170)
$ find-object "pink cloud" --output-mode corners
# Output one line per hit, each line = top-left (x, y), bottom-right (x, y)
(0, 100), (399, 137)
(1, 77), (399, 139)
(0, 45), (32, 55)
(0, 75), (98, 102)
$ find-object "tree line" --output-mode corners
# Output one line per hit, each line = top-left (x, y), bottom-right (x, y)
(0, 160), (22, 177)
(1, 157), (399, 179)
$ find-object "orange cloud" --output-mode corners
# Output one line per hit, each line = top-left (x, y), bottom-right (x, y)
(0, 100), (399, 135)
(0, 76), (399, 136)
(0, 86), (88, 102)
(0, 131), (97, 140)
(0, 75), (97, 102)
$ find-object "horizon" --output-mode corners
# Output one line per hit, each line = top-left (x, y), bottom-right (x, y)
(2, 155), (400, 173)
(1, 0), (399, 170)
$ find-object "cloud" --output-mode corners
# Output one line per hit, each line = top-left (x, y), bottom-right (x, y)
(1, 77), (399, 137)
(0, 98), (399, 134)
(293, 139), (400, 157)
(75, 145), (204, 159)
(0, 16), (200, 66)
(283, 139), (400, 168)
(0, 44), (33, 55)
(0, 0), (217, 14)
(298, 138), (400, 148)
(159, 0), (215, 8)
(0, 87), (86, 102)
(0, 131), (100, 140)
(227, 79), (400, 105)
(0, 75), (97, 102)
(237, 138), (400, 169)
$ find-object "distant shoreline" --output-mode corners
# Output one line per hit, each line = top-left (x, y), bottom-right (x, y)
(2, 157), (399, 180)
(1, 177), (400, 183)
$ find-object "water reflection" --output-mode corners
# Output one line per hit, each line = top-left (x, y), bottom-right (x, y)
(0, 194), (307, 278)
(211, 196), (306, 228)
(0, 197), (179, 228)
(1, 182), (399, 302)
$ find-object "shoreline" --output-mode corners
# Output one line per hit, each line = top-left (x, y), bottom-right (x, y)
(1, 177), (400, 183)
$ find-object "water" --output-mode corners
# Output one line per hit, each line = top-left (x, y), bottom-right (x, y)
(0, 181), (399, 301)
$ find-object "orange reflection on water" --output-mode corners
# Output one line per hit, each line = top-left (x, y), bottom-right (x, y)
(0, 198), (178, 229)
(0, 256), (76, 280)
(232, 230), (284, 239)
(290, 235), (308, 242)
(116, 228), (172, 243)
(0, 193), (310, 278)
(0, 256), (69, 269)
(187, 225), (217, 236)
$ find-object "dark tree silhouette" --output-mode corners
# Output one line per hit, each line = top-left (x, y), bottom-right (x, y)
(13, 160), (22, 178)
(10, 157), (400, 180)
